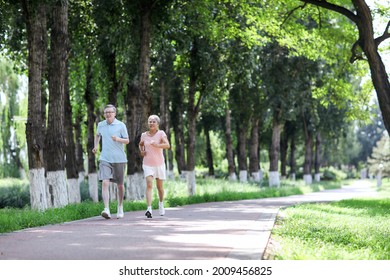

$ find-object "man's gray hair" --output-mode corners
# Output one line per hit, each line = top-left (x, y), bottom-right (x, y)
(104, 104), (117, 112)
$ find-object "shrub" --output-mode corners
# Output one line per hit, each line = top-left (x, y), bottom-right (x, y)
(322, 167), (347, 181)
(0, 179), (30, 208)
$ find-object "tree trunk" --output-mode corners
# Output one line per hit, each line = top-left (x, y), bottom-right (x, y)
(136, 0), (152, 178)
(45, 0), (69, 208)
(269, 118), (283, 187)
(88, 173), (98, 202)
(225, 107), (236, 180)
(74, 107), (85, 186)
(126, 173), (145, 201)
(85, 58), (98, 202)
(280, 128), (288, 179)
(204, 124), (215, 177)
(64, 61), (80, 203)
(125, 83), (144, 200)
(105, 46), (120, 204)
(249, 118), (261, 182)
(125, 83), (137, 177)
(237, 122), (247, 183)
(107, 51), (118, 106)
(23, 0), (48, 210)
(159, 78), (174, 179)
(138, 0), (152, 125)
(303, 131), (313, 185)
(171, 80), (186, 177)
(314, 132), (322, 182)
(352, 1), (390, 135)
(125, 1), (153, 199)
(186, 81), (198, 194)
(289, 136), (296, 181)
(186, 171), (196, 196)
(186, 39), (202, 195)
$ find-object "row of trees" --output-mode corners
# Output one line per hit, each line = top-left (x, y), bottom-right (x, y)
(0, 0), (388, 210)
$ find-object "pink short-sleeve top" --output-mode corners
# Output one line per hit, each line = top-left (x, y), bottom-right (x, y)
(140, 130), (167, 167)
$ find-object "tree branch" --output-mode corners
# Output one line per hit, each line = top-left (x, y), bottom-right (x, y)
(375, 20), (390, 47)
(282, 3), (307, 26)
(350, 40), (365, 63)
(299, 0), (359, 24)
(317, 6), (322, 29)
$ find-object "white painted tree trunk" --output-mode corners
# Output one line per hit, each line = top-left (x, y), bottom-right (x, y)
(228, 172), (237, 181)
(360, 168), (367, 179)
(304, 174), (313, 185)
(377, 171), (382, 188)
(67, 178), (81, 204)
(290, 173), (296, 181)
(126, 172), (145, 201)
(29, 168), (48, 211)
(20, 168), (27, 180)
(126, 174), (137, 201)
(109, 182), (117, 201)
(187, 170), (196, 196)
(250, 172), (259, 182)
(46, 170), (68, 208)
(78, 171), (85, 187)
(136, 172), (146, 200)
(166, 169), (175, 180)
(239, 170), (248, 183)
(269, 171), (280, 187)
(314, 173), (321, 182)
(88, 173), (99, 202)
(180, 170), (187, 181)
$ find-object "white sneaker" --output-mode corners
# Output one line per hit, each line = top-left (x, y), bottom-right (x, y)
(101, 208), (111, 219)
(159, 203), (165, 216)
(117, 206), (124, 219)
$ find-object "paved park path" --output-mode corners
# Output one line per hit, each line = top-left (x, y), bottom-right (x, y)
(0, 180), (378, 260)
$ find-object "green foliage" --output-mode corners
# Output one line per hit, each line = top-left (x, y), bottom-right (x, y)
(322, 166), (348, 181)
(195, 129), (227, 169)
(0, 178), (30, 208)
(356, 104), (386, 164)
(0, 0), (384, 192)
(0, 56), (28, 179)
(367, 132), (390, 177)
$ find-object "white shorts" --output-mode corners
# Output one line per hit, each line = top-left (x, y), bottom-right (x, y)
(142, 164), (166, 180)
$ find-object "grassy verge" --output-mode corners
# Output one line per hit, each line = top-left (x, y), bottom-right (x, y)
(268, 179), (390, 260)
(164, 178), (339, 206)
(0, 178), (341, 234)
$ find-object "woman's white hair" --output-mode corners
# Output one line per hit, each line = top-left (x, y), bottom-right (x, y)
(148, 114), (160, 124)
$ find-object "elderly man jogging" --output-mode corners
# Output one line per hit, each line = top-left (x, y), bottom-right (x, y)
(92, 104), (129, 219)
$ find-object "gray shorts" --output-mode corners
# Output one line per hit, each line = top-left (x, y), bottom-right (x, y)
(99, 161), (126, 185)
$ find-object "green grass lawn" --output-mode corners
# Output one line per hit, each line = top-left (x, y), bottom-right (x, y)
(0, 178), (341, 234)
(268, 179), (390, 260)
